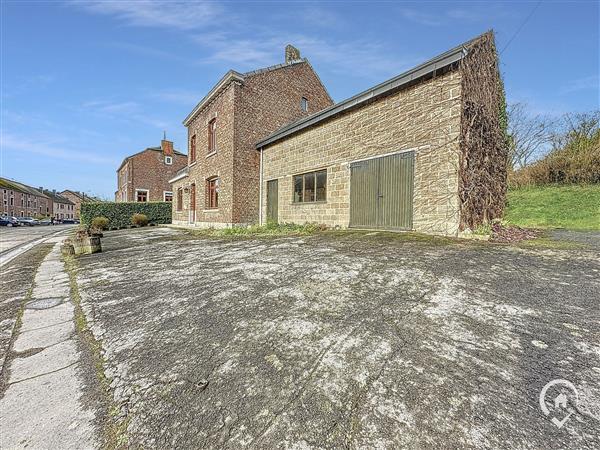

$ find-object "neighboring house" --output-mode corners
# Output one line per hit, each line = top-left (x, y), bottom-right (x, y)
(170, 45), (333, 227)
(116, 138), (187, 203)
(60, 190), (102, 219)
(0, 177), (50, 218)
(257, 32), (507, 236)
(40, 189), (76, 219)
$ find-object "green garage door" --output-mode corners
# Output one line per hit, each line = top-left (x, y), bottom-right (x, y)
(349, 151), (414, 230)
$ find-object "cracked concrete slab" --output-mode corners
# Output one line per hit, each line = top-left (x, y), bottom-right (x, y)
(12, 325), (75, 358)
(73, 227), (600, 448)
(0, 243), (98, 449)
(0, 364), (96, 449)
(20, 302), (75, 332)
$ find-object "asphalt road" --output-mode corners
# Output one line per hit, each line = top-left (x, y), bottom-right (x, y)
(73, 228), (600, 449)
(0, 224), (74, 254)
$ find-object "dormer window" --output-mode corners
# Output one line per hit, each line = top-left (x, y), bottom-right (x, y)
(301, 97), (308, 112)
(165, 156), (173, 165)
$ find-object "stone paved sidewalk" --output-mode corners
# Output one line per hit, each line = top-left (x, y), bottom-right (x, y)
(0, 239), (98, 449)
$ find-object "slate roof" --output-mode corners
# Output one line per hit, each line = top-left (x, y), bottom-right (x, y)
(0, 177), (48, 198)
(40, 189), (74, 205)
(256, 33), (485, 149)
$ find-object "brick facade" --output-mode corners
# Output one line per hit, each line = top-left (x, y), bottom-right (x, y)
(1, 178), (51, 218)
(172, 48), (333, 227)
(116, 139), (187, 203)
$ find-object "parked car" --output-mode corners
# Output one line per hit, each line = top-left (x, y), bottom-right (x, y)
(0, 216), (19, 227)
(17, 217), (39, 226)
(62, 219), (76, 224)
(39, 218), (52, 226)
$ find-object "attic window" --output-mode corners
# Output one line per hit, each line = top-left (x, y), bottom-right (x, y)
(301, 97), (308, 112)
(165, 156), (173, 165)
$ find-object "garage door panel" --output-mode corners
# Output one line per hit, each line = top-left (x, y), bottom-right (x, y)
(350, 151), (414, 230)
(379, 152), (414, 230)
(349, 158), (378, 228)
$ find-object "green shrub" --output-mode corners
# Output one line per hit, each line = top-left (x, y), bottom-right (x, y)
(131, 213), (149, 227)
(81, 202), (171, 229)
(91, 216), (109, 230)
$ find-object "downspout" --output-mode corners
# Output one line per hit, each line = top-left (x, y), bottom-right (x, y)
(258, 147), (264, 225)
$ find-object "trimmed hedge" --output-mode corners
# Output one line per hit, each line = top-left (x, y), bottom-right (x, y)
(81, 202), (172, 229)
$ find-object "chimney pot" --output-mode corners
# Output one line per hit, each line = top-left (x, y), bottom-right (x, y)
(285, 44), (301, 64)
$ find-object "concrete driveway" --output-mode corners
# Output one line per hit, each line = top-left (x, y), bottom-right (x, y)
(73, 227), (600, 448)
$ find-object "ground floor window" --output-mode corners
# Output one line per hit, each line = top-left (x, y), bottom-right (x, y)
(164, 191), (173, 202)
(293, 169), (327, 202)
(206, 177), (219, 209)
(136, 189), (149, 202)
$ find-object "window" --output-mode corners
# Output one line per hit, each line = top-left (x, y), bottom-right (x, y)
(301, 97), (308, 112)
(206, 177), (219, 209)
(208, 118), (217, 154)
(293, 169), (327, 203)
(190, 135), (197, 163)
(165, 156), (173, 165)
(164, 191), (173, 202)
(176, 188), (183, 211)
(136, 189), (149, 202)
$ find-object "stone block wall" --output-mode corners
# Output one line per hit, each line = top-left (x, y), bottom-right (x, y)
(260, 69), (463, 235)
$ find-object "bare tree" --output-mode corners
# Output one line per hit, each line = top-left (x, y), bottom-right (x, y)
(507, 103), (554, 169)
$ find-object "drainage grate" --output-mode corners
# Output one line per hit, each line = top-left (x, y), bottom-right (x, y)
(25, 297), (66, 310)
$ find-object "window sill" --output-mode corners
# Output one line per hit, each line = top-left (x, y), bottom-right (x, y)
(291, 200), (327, 205)
(203, 208), (219, 213)
(189, 161), (198, 167)
(206, 151), (217, 158)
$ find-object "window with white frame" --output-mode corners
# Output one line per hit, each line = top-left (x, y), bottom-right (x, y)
(163, 191), (173, 202)
(165, 156), (173, 165)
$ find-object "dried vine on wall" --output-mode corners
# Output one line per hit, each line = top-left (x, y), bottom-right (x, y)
(458, 31), (509, 230)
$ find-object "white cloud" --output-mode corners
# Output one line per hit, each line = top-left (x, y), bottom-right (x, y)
(560, 75), (599, 95)
(67, 0), (221, 30)
(149, 89), (202, 106)
(400, 9), (441, 27)
(82, 100), (140, 114)
(1, 132), (118, 165)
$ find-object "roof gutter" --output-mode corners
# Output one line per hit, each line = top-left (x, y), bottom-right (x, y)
(256, 44), (469, 149)
(182, 70), (245, 126)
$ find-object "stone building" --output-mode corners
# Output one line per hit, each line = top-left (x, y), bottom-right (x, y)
(170, 45), (333, 227)
(257, 33), (506, 235)
(1, 177), (51, 218)
(116, 138), (187, 203)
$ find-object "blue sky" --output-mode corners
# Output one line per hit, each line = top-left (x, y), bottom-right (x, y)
(1, 1), (598, 199)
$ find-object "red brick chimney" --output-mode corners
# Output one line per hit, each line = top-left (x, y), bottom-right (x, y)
(161, 132), (174, 156)
(285, 44), (301, 64)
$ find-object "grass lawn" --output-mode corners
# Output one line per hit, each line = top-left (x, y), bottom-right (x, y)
(505, 184), (600, 230)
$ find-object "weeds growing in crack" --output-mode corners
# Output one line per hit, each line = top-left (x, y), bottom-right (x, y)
(64, 255), (130, 449)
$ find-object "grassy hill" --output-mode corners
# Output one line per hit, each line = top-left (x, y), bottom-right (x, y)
(505, 184), (600, 230)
